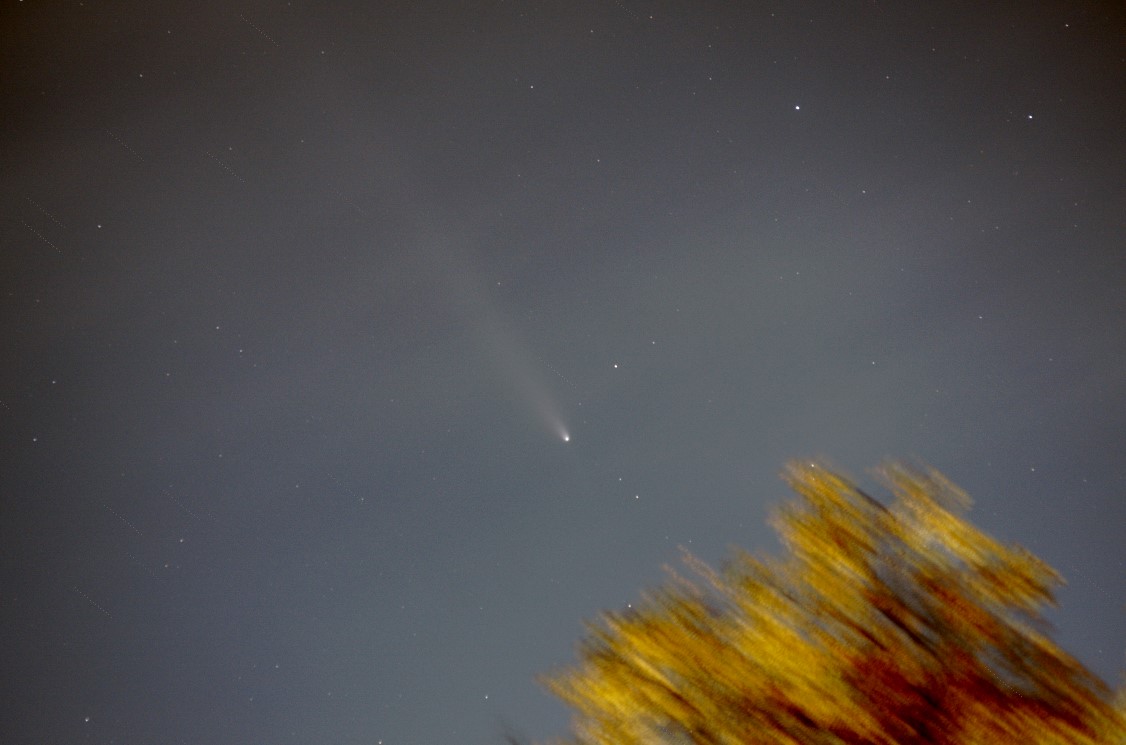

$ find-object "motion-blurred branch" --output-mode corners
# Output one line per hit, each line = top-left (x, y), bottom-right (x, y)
(539, 460), (1125, 744)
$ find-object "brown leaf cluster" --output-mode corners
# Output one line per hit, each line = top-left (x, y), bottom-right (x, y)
(542, 461), (1125, 744)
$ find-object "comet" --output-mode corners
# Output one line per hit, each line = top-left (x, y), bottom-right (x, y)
(418, 238), (573, 444)
(532, 396), (571, 444)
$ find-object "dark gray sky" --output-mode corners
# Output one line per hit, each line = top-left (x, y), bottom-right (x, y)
(2, 2), (1123, 743)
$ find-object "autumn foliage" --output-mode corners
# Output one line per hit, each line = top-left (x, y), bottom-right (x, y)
(542, 461), (1125, 744)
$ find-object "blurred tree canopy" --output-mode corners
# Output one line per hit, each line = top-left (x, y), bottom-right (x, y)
(542, 461), (1125, 744)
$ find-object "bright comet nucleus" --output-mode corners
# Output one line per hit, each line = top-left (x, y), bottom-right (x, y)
(548, 417), (570, 443)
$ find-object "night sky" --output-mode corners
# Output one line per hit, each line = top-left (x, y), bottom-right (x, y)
(2, 2), (1124, 743)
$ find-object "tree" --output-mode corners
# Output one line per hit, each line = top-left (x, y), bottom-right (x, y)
(541, 461), (1125, 744)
